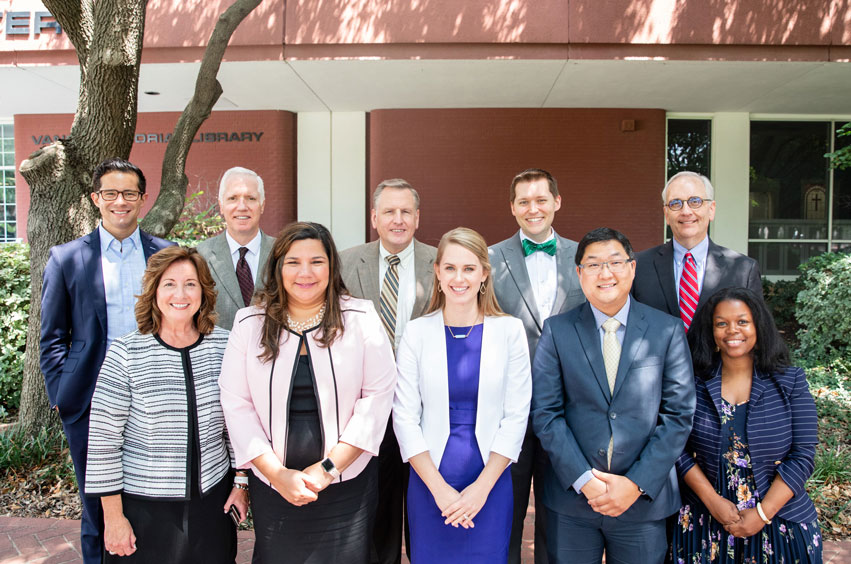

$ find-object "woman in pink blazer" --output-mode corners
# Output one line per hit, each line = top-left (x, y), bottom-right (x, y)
(219, 222), (396, 564)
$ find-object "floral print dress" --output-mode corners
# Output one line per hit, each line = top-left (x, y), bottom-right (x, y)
(671, 399), (822, 564)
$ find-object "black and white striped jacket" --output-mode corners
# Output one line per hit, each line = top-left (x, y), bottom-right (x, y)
(85, 328), (233, 499)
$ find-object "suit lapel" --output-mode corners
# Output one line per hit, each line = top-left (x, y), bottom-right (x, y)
(575, 305), (611, 401)
(503, 234), (542, 331)
(653, 242), (680, 315)
(81, 229), (108, 335)
(748, 369), (767, 407)
(256, 231), (274, 292)
(139, 230), (158, 261)
(705, 365), (724, 419)
(551, 234), (575, 316)
(412, 240), (435, 318)
(208, 235), (244, 307)
(612, 302), (649, 399)
(356, 242), (381, 304)
(697, 239), (723, 313)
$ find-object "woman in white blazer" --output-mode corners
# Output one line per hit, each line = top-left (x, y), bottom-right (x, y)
(393, 227), (532, 563)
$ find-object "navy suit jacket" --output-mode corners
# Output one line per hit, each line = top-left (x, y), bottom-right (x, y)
(531, 300), (696, 522)
(676, 365), (818, 523)
(40, 228), (174, 424)
(632, 238), (763, 318)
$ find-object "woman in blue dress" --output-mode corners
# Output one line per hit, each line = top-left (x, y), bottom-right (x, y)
(393, 227), (532, 563)
(672, 287), (822, 563)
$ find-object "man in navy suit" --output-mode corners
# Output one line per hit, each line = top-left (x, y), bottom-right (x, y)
(40, 158), (174, 564)
(531, 227), (695, 564)
(632, 171), (763, 330)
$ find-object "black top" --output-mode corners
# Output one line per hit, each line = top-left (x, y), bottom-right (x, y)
(285, 355), (323, 470)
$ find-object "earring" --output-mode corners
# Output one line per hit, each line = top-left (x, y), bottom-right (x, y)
(479, 283), (486, 295)
(715, 345), (720, 352)
(437, 285), (442, 293)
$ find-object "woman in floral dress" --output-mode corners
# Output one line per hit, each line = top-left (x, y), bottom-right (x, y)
(672, 287), (822, 564)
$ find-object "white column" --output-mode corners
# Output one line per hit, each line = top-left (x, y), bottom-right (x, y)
(711, 113), (751, 254)
(330, 112), (367, 250)
(297, 112), (332, 226)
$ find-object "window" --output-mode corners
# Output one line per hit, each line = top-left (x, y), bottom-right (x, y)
(0, 124), (16, 242)
(666, 118), (712, 240)
(748, 121), (849, 276)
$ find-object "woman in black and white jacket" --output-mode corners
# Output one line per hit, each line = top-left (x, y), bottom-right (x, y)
(86, 246), (248, 563)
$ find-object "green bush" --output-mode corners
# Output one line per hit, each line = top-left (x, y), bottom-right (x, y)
(168, 191), (225, 247)
(0, 424), (75, 484)
(762, 277), (803, 346)
(0, 243), (30, 417)
(796, 252), (851, 365)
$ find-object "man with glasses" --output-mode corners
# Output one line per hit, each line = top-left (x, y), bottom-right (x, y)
(489, 168), (585, 564)
(633, 171), (762, 330)
(531, 227), (694, 564)
(40, 157), (174, 564)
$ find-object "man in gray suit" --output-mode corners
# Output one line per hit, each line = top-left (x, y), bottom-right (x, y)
(340, 178), (436, 564)
(532, 227), (695, 564)
(197, 167), (275, 330)
(488, 168), (585, 564)
(632, 171), (763, 331)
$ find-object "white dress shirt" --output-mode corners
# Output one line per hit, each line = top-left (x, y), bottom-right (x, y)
(672, 236), (709, 297)
(226, 230), (262, 283)
(519, 229), (558, 323)
(379, 239), (416, 349)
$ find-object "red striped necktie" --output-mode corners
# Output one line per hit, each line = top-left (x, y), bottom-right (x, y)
(678, 252), (699, 330)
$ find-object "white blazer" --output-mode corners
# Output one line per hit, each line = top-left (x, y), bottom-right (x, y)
(393, 311), (532, 469)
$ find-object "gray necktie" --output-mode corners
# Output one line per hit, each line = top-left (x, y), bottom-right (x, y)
(602, 317), (621, 468)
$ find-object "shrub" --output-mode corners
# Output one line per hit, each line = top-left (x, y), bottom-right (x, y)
(796, 252), (851, 365)
(762, 277), (803, 347)
(0, 243), (30, 417)
(168, 191), (225, 247)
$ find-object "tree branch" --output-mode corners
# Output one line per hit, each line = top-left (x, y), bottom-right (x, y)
(42, 0), (93, 68)
(142, 0), (262, 237)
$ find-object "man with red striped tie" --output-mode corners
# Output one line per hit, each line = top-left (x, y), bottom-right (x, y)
(632, 171), (763, 331)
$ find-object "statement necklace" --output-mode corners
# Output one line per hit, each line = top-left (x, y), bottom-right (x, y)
(446, 325), (476, 339)
(287, 303), (327, 333)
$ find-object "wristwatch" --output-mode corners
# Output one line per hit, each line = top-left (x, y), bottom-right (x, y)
(320, 457), (341, 480)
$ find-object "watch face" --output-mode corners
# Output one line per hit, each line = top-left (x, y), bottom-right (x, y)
(321, 458), (335, 472)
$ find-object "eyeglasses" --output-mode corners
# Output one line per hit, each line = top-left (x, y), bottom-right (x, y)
(578, 258), (633, 274)
(97, 189), (143, 202)
(665, 196), (712, 211)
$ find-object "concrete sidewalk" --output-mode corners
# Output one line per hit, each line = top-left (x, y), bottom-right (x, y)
(0, 510), (847, 563)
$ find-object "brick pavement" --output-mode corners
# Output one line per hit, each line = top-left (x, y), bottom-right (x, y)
(1, 508), (847, 563)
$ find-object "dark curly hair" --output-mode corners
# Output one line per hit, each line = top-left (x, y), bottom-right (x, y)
(687, 287), (789, 380)
(135, 246), (218, 335)
(254, 222), (349, 363)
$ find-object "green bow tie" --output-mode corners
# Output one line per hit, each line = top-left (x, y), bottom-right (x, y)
(522, 238), (557, 257)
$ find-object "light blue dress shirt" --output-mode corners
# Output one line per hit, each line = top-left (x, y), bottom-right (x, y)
(572, 298), (631, 494)
(672, 236), (709, 297)
(99, 224), (146, 351)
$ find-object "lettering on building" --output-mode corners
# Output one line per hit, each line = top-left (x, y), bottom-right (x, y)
(1, 11), (62, 37)
(31, 131), (265, 146)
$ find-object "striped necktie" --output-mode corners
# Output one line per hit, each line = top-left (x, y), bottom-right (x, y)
(379, 254), (401, 347)
(678, 252), (699, 330)
(602, 317), (621, 468)
(236, 247), (254, 307)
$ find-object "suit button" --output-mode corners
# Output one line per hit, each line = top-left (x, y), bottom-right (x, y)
(598, 449), (606, 457)
(610, 412), (617, 419)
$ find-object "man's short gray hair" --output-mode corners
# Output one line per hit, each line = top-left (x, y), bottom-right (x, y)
(372, 178), (420, 210)
(219, 167), (265, 203)
(662, 171), (714, 203)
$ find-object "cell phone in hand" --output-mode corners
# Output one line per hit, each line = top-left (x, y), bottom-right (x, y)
(228, 504), (240, 526)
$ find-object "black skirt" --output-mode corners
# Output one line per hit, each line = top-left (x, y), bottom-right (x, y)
(250, 456), (379, 564)
(103, 474), (237, 564)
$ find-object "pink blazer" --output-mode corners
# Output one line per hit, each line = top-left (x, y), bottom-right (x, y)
(219, 296), (396, 485)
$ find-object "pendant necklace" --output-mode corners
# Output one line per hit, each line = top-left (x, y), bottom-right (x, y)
(287, 303), (327, 333)
(446, 324), (476, 339)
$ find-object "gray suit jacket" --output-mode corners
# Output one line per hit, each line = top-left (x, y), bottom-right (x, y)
(489, 231), (585, 361)
(197, 231), (275, 330)
(632, 237), (763, 319)
(340, 239), (437, 323)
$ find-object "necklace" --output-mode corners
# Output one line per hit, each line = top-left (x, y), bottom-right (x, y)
(287, 303), (326, 333)
(446, 324), (476, 339)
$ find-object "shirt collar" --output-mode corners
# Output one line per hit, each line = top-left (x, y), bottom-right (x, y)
(99, 223), (141, 253)
(379, 238), (415, 264)
(226, 230), (262, 257)
(672, 235), (709, 266)
(589, 296), (631, 331)
(519, 229), (556, 245)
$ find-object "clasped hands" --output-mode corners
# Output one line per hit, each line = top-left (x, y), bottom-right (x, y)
(436, 480), (491, 530)
(707, 496), (766, 538)
(582, 468), (641, 517)
(273, 461), (335, 506)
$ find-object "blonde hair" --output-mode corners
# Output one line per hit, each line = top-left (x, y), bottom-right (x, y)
(425, 227), (505, 317)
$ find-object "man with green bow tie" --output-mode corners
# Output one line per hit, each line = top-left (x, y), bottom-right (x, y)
(488, 168), (586, 564)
